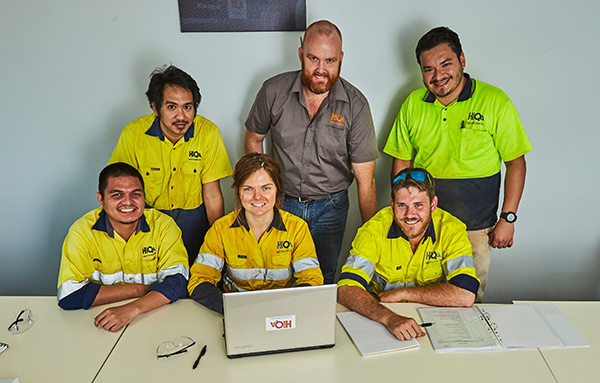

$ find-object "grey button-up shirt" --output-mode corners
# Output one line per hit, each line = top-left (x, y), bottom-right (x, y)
(245, 71), (378, 199)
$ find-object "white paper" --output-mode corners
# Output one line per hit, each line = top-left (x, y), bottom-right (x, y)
(337, 311), (419, 356)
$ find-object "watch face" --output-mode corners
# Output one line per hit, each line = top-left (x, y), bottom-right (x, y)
(503, 212), (517, 223)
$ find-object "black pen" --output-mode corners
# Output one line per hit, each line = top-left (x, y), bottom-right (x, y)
(192, 345), (207, 369)
(419, 322), (434, 328)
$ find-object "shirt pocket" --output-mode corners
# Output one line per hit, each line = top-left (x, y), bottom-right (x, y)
(181, 161), (201, 196)
(459, 126), (494, 161)
(141, 166), (165, 203)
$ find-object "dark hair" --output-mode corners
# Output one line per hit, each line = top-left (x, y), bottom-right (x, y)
(391, 167), (435, 202)
(415, 26), (463, 65)
(231, 153), (283, 209)
(98, 162), (145, 197)
(145, 65), (201, 113)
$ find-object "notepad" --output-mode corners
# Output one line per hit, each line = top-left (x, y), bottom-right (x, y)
(418, 303), (589, 352)
(337, 311), (420, 356)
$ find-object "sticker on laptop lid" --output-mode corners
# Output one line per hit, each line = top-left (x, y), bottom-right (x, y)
(266, 315), (296, 331)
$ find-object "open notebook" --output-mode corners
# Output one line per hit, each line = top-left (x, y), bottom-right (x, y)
(418, 303), (589, 352)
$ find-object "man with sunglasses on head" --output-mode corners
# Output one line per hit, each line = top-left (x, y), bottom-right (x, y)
(337, 168), (479, 340)
(384, 27), (532, 301)
(57, 163), (189, 332)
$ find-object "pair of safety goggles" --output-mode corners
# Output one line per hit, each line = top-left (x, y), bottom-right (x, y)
(392, 168), (433, 186)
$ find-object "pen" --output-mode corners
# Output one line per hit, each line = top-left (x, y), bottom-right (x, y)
(419, 322), (434, 328)
(192, 345), (207, 369)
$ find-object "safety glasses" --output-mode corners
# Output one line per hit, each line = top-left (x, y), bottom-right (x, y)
(392, 169), (432, 185)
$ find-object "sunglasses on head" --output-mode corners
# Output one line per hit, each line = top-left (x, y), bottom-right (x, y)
(392, 169), (432, 185)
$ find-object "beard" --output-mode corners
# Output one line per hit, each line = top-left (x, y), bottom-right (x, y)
(396, 214), (432, 240)
(301, 62), (341, 95)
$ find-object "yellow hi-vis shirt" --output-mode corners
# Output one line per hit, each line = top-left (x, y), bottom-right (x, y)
(57, 208), (189, 309)
(109, 114), (233, 211)
(338, 207), (479, 295)
(188, 208), (323, 293)
(384, 75), (532, 179)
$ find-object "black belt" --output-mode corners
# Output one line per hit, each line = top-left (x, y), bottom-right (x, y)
(283, 190), (343, 203)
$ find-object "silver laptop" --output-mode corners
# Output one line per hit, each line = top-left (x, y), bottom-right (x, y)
(222, 284), (337, 358)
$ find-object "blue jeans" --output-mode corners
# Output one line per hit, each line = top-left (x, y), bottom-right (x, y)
(282, 189), (349, 284)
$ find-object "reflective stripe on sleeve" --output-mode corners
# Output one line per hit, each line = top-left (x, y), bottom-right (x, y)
(90, 270), (158, 285)
(344, 254), (376, 278)
(227, 266), (293, 283)
(292, 257), (320, 273)
(443, 255), (476, 275)
(373, 273), (417, 292)
(158, 264), (190, 282)
(195, 252), (224, 271)
(57, 279), (89, 300)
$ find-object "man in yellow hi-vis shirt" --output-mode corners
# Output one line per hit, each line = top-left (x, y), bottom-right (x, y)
(338, 168), (479, 341)
(57, 163), (189, 332)
(110, 66), (232, 266)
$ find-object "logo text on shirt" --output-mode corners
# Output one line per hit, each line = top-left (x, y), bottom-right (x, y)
(142, 246), (156, 257)
(330, 113), (345, 127)
(189, 150), (202, 160)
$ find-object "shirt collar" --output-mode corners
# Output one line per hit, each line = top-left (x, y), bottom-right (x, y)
(423, 73), (474, 103)
(230, 208), (287, 232)
(387, 218), (437, 245)
(145, 115), (196, 142)
(91, 209), (150, 238)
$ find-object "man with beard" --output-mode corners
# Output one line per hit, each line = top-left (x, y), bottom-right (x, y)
(57, 163), (189, 332)
(110, 65), (232, 267)
(337, 168), (479, 340)
(384, 27), (532, 301)
(244, 20), (378, 284)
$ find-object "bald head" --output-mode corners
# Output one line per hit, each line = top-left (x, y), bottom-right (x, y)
(302, 20), (342, 51)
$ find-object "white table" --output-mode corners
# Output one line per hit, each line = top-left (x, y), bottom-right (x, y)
(514, 301), (600, 382)
(95, 299), (557, 383)
(0, 296), (124, 383)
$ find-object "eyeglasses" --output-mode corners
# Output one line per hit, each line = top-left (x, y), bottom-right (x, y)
(156, 336), (196, 359)
(0, 342), (8, 356)
(392, 169), (432, 185)
(8, 309), (35, 335)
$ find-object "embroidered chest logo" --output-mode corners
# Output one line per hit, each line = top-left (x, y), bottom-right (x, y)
(276, 240), (293, 253)
(330, 113), (345, 127)
(142, 245), (156, 257)
(188, 150), (202, 161)
(467, 112), (485, 126)
(425, 251), (441, 264)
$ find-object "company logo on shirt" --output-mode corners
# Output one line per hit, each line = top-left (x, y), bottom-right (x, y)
(189, 150), (202, 160)
(142, 245), (156, 257)
(276, 241), (292, 250)
(425, 251), (441, 262)
(467, 112), (485, 126)
(330, 113), (345, 127)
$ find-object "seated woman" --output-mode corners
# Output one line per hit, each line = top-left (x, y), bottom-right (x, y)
(188, 153), (323, 313)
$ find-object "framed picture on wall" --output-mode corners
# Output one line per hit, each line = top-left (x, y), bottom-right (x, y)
(178, 0), (306, 32)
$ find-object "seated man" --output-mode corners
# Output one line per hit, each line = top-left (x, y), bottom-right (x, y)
(57, 162), (189, 332)
(337, 167), (479, 340)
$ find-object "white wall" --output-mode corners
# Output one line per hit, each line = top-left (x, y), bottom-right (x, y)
(1, 0), (599, 302)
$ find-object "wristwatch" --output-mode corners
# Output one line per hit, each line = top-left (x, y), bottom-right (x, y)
(500, 212), (517, 223)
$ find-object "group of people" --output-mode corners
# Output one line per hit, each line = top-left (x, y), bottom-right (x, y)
(57, 20), (531, 341)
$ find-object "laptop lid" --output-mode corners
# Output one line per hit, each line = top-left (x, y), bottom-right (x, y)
(223, 284), (337, 358)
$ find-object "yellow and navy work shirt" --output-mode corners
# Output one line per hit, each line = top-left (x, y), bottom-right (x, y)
(383, 74), (532, 230)
(188, 208), (323, 295)
(109, 113), (232, 211)
(57, 207), (189, 310)
(338, 207), (479, 296)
